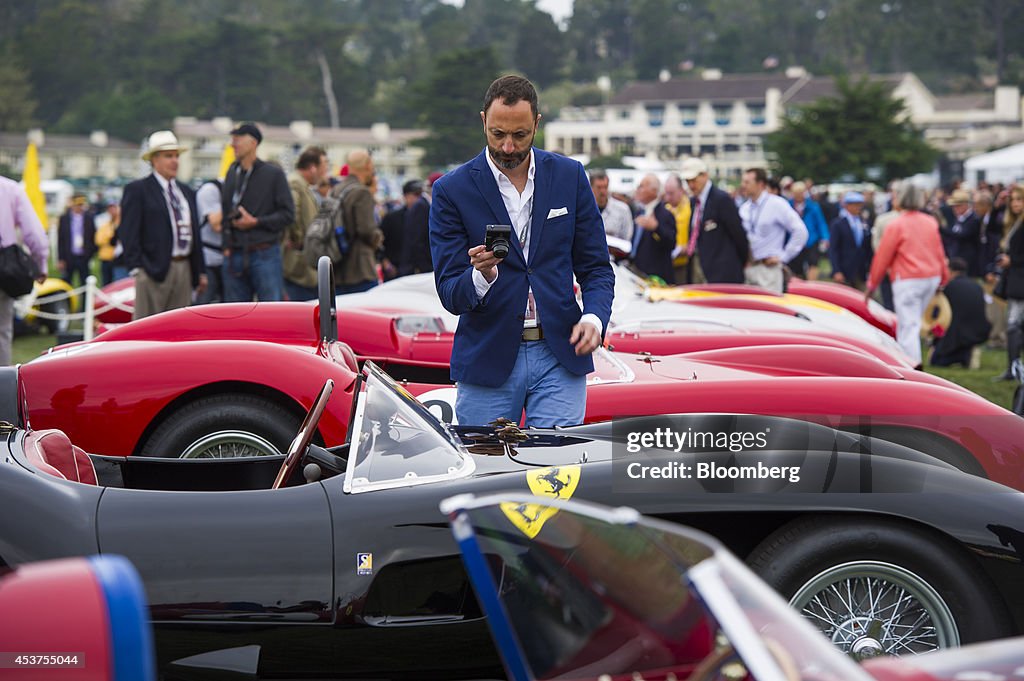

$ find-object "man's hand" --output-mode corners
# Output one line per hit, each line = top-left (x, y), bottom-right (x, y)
(234, 206), (259, 230)
(763, 255), (780, 266)
(997, 254), (1011, 268)
(569, 321), (601, 356)
(636, 214), (658, 231)
(35, 273), (47, 284)
(468, 244), (499, 283)
(833, 271), (846, 284)
(195, 273), (208, 296)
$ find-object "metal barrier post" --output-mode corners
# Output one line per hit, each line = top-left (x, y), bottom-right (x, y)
(84, 275), (97, 342)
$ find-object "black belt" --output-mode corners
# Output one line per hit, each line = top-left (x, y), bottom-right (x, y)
(171, 255), (190, 262)
(522, 326), (543, 342)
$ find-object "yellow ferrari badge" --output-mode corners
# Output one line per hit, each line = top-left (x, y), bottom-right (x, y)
(501, 465), (581, 539)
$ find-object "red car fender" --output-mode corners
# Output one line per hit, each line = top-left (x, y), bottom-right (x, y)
(670, 296), (803, 318)
(20, 340), (354, 457)
(606, 329), (911, 368)
(583, 375), (1024, 490)
(676, 345), (904, 379)
(789, 278), (898, 338)
(95, 302), (319, 347)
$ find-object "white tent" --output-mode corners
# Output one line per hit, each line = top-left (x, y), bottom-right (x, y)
(963, 142), (1024, 186)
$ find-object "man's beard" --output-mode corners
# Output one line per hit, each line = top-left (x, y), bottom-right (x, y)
(488, 138), (532, 171)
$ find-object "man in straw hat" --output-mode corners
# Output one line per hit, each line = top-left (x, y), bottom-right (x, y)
(120, 130), (206, 319)
(940, 189), (982, 277)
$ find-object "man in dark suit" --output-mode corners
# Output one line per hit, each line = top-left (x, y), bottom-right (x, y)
(400, 177), (433, 276)
(57, 194), (97, 287)
(630, 174), (676, 284)
(380, 180), (420, 281)
(120, 130), (206, 319)
(829, 191), (873, 290)
(429, 75), (614, 427)
(941, 189), (982, 277)
(681, 157), (748, 284)
(931, 258), (992, 367)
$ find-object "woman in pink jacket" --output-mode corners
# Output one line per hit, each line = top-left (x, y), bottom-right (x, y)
(866, 183), (949, 369)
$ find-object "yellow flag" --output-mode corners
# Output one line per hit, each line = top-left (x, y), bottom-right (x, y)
(217, 143), (235, 180)
(21, 143), (47, 226)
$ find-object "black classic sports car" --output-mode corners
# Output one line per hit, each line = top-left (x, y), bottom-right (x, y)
(1, 363), (1023, 679)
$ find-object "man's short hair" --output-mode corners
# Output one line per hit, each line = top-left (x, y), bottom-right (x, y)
(589, 169), (608, 186)
(665, 173), (683, 190)
(483, 75), (539, 119)
(402, 180), (424, 195)
(745, 168), (768, 184)
(295, 146), (326, 170)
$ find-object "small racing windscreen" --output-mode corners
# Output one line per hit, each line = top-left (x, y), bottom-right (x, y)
(344, 361), (472, 492)
(447, 495), (873, 681)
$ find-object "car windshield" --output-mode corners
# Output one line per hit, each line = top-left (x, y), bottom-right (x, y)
(448, 495), (873, 681)
(343, 361), (474, 493)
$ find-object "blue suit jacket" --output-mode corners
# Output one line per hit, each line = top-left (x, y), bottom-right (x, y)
(828, 215), (873, 283)
(429, 149), (615, 387)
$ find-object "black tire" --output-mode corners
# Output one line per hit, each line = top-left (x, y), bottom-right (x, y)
(747, 516), (1012, 657)
(42, 299), (71, 335)
(140, 394), (300, 459)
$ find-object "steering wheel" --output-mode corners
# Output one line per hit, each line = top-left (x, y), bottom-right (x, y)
(318, 255), (337, 343)
(272, 379), (334, 489)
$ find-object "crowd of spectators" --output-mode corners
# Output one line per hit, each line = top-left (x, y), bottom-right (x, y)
(600, 164), (1022, 374)
(32, 127), (1024, 379)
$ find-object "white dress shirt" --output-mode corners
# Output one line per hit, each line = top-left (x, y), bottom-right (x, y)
(474, 149), (602, 334)
(153, 172), (193, 258)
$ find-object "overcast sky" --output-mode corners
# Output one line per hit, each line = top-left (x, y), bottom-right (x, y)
(442, 0), (575, 27)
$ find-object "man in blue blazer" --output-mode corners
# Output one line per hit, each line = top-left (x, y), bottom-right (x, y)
(120, 130), (206, 319)
(429, 76), (615, 428)
(829, 191), (873, 290)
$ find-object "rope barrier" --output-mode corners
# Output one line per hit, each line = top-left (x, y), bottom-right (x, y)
(15, 276), (135, 331)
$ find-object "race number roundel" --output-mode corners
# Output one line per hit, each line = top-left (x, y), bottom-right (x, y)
(415, 387), (458, 424)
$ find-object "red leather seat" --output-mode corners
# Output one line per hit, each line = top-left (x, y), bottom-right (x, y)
(23, 430), (98, 485)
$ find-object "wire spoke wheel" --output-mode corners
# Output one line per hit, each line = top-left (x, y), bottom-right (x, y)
(790, 560), (958, 660)
(179, 430), (282, 459)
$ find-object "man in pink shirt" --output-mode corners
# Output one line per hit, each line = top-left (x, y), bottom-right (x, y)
(0, 175), (49, 365)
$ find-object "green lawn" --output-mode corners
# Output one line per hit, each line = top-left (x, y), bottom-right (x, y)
(925, 344), (1018, 411)
(12, 332), (1020, 412)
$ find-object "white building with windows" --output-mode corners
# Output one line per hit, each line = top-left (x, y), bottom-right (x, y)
(0, 130), (141, 185)
(172, 117), (428, 189)
(545, 68), (1023, 181)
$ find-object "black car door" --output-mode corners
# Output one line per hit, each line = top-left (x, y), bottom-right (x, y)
(96, 482), (334, 676)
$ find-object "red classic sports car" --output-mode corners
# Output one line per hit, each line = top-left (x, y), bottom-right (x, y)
(19, 283), (1024, 493)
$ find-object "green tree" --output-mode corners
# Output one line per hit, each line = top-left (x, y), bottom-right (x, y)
(0, 49), (38, 131)
(765, 77), (938, 183)
(414, 46), (499, 168)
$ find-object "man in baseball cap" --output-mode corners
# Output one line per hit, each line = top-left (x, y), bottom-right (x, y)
(220, 121), (294, 301)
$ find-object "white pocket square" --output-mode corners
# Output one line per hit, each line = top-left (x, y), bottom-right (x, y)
(547, 207), (569, 219)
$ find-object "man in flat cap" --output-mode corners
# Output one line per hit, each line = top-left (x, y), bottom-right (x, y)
(221, 122), (294, 301)
(120, 130), (206, 319)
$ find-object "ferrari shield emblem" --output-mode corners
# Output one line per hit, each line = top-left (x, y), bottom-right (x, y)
(357, 552), (373, 575)
(501, 465), (581, 539)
